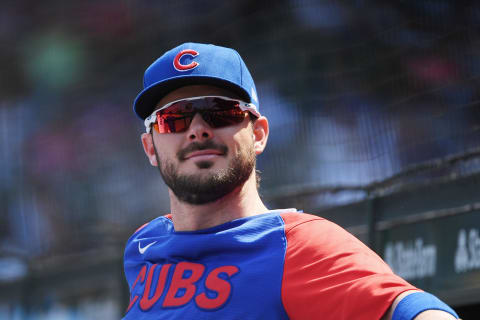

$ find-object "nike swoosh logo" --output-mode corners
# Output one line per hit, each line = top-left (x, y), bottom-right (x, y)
(138, 241), (157, 254)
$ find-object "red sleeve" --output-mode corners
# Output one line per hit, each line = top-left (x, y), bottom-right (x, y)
(280, 212), (417, 320)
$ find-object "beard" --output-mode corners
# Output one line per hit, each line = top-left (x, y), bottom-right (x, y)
(154, 139), (256, 205)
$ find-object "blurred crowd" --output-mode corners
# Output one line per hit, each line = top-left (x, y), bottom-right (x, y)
(1, 0), (479, 285)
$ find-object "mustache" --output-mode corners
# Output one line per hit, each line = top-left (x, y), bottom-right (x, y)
(177, 140), (228, 161)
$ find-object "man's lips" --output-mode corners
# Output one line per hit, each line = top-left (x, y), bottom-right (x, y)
(184, 149), (224, 160)
(177, 141), (228, 161)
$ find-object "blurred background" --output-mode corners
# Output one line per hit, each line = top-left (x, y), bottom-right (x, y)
(1, 0), (480, 319)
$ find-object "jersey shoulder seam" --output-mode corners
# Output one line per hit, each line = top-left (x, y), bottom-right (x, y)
(280, 212), (325, 234)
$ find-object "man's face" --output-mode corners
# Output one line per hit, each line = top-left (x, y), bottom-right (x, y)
(142, 85), (259, 205)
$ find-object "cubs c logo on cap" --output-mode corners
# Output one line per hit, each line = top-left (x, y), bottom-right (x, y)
(173, 49), (199, 72)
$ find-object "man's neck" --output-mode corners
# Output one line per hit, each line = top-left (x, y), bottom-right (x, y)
(168, 175), (268, 231)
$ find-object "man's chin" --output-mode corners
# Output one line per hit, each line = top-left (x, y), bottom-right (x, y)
(156, 144), (256, 205)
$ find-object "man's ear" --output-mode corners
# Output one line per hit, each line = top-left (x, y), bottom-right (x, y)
(252, 116), (269, 155)
(141, 133), (158, 166)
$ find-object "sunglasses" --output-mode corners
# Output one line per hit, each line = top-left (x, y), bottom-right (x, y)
(144, 96), (260, 133)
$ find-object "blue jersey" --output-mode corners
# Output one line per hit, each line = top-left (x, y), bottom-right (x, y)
(123, 210), (415, 319)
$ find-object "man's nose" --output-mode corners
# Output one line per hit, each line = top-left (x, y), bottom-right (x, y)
(186, 113), (214, 141)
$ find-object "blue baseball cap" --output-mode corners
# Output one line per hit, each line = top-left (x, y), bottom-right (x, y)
(133, 42), (259, 120)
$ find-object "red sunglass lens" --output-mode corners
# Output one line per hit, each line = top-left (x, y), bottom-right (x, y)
(156, 113), (193, 133)
(202, 109), (247, 128)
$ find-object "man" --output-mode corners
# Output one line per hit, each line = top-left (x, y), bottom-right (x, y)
(123, 42), (460, 319)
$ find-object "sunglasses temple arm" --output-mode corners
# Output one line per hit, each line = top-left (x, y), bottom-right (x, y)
(239, 103), (260, 118)
(144, 114), (156, 133)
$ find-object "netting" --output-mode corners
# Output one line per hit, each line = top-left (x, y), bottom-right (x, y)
(1, 1), (480, 316)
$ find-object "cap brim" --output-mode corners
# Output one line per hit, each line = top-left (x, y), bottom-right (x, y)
(133, 76), (252, 120)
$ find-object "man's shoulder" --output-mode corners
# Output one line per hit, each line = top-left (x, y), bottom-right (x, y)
(278, 211), (364, 249)
(278, 211), (328, 232)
